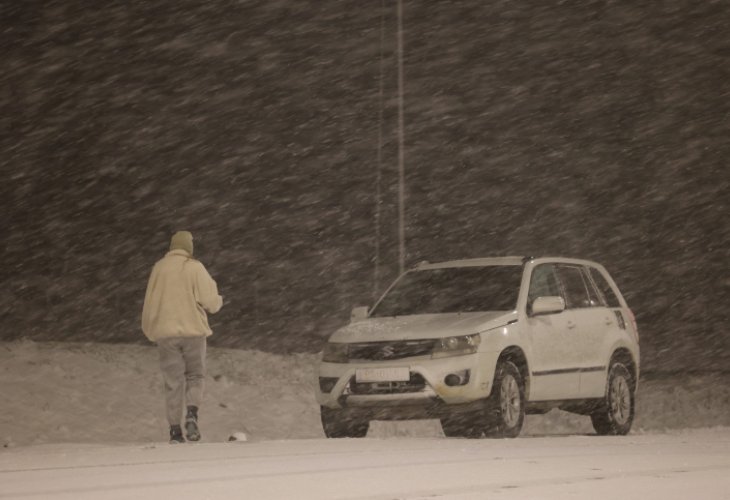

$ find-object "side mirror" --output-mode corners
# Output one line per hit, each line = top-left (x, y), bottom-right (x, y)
(531, 296), (565, 316)
(350, 306), (369, 322)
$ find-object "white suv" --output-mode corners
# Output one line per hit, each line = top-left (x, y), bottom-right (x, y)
(316, 257), (639, 438)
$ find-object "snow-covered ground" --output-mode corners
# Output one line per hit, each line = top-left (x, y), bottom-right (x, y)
(1, 341), (729, 499)
(2, 340), (729, 446)
(2, 429), (729, 499)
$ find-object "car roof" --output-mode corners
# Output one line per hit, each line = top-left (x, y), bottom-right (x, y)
(414, 256), (526, 269)
(413, 256), (602, 270)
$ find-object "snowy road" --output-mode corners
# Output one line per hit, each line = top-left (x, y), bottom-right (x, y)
(1, 429), (729, 500)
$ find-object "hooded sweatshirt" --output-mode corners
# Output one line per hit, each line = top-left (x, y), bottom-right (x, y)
(142, 249), (223, 341)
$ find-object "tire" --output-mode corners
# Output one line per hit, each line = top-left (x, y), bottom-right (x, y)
(591, 362), (635, 436)
(484, 360), (525, 438)
(320, 406), (369, 438)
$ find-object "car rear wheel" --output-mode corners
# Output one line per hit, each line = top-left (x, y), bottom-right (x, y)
(591, 362), (635, 435)
(484, 360), (525, 438)
(320, 406), (369, 438)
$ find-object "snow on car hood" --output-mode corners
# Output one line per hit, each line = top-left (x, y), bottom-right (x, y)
(329, 310), (517, 343)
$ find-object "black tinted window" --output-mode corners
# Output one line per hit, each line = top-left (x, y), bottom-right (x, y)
(557, 266), (591, 309)
(582, 268), (603, 306)
(589, 267), (620, 307)
(371, 266), (522, 317)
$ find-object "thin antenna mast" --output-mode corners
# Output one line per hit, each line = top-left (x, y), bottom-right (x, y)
(397, 0), (406, 274)
(374, 0), (385, 300)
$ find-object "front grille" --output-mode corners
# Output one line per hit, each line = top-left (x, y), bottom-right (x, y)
(347, 340), (436, 361)
(350, 373), (427, 395)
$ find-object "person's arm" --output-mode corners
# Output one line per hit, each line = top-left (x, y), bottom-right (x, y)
(141, 266), (159, 340)
(194, 263), (223, 314)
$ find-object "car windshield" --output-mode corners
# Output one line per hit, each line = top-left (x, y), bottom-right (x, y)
(370, 265), (522, 317)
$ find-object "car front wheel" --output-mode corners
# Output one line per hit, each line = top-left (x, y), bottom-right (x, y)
(591, 362), (635, 435)
(484, 360), (525, 438)
(320, 406), (369, 438)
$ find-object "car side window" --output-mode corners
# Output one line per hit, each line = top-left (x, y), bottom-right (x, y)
(556, 265), (592, 309)
(528, 264), (561, 306)
(588, 267), (621, 307)
(581, 268), (603, 306)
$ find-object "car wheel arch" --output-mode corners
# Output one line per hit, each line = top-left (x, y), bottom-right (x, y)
(496, 346), (531, 401)
(608, 347), (638, 390)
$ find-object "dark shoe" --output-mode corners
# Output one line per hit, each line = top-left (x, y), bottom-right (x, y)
(169, 425), (185, 444)
(185, 407), (201, 442)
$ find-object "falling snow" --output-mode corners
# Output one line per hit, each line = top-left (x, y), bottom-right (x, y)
(2, 1), (728, 372)
(1, 0), (729, 496)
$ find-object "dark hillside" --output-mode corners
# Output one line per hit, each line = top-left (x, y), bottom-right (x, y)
(2, 1), (728, 369)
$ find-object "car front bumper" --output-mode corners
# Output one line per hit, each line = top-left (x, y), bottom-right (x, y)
(316, 351), (499, 410)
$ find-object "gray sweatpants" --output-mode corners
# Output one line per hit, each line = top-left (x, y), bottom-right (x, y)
(157, 336), (207, 426)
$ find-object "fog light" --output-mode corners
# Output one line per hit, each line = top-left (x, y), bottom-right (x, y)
(319, 377), (339, 393)
(444, 370), (470, 387)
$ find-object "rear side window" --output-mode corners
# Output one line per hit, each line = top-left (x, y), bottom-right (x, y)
(556, 265), (592, 309)
(582, 268), (603, 306)
(588, 267), (621, 307)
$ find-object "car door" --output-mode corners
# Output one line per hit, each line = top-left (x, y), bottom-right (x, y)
(554, 264), (611, 398)
(578, 266), (630, 397)
(524, 263), (580, 401)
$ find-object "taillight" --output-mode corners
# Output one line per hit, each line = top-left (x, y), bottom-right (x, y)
(627, 308), (639, 342)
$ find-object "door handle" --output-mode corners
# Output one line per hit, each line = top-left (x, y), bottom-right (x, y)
(567, 321), (576, 329)
(604, 318), (613, 326)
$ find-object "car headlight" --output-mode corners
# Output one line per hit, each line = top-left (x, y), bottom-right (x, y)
(322, 342), (349, 363)
(431, 334), (481, 358)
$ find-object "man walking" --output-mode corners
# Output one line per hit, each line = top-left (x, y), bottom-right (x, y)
(142, 231), (223, 443)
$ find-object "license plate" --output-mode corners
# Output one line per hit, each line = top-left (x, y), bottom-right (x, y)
(356, 367), (410, 383)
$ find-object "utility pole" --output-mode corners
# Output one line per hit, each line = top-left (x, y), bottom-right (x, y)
(397, 0), (406, 274)
(373, 0), (385, 301)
